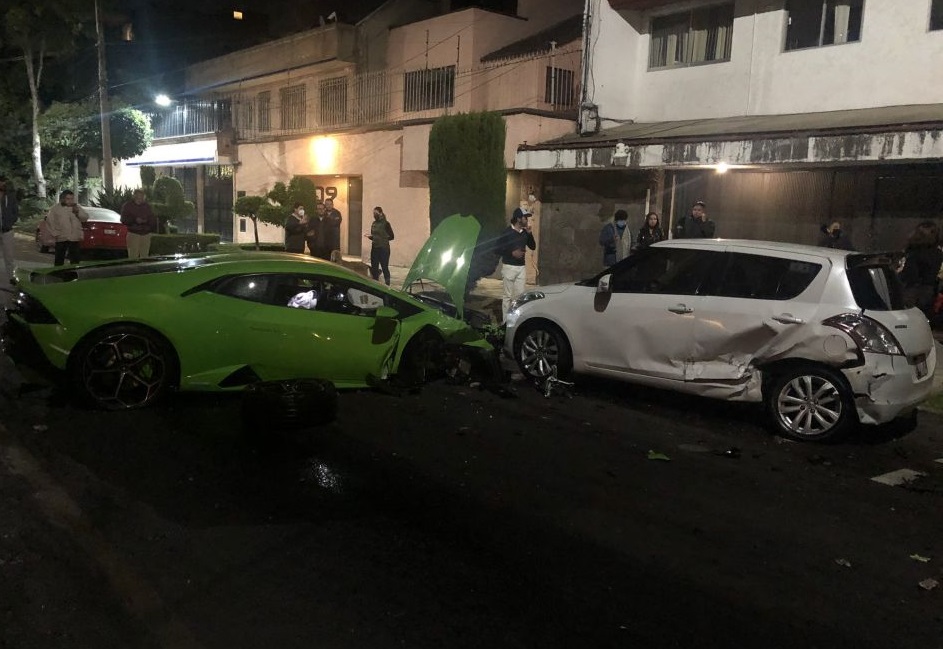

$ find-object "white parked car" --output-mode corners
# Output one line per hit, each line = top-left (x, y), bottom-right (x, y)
(505, 239), (937, 442)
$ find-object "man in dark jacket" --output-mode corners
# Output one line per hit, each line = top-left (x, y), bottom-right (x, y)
(120, 189), (159, 258)
(324, 198), (343, 259)
(499, 207), (536, 321)
(0, 176), (20, 282)
(673, 200), (716, 239)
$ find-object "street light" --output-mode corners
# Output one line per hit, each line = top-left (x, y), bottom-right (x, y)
(155, 94), (172, 107)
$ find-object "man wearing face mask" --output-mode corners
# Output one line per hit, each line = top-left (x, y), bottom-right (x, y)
(818, 221), (853, 250)
(284, 203), (307, 254)
(599, 209), (633, 267)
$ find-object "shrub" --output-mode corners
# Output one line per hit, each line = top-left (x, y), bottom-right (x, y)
(91, 186), (136, 212)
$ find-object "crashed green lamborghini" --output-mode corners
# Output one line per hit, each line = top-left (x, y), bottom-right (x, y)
(3, 214), (491, 410)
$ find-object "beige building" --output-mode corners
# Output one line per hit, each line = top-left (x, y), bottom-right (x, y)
(119, 0), (584, 274)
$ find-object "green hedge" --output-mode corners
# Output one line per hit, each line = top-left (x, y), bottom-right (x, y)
(150, 233), (221, 255)
(207, 242), (286, 253)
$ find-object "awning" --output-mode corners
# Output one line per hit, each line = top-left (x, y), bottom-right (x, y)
(124, 138), (221, 167)
(516, 104), (943, 170)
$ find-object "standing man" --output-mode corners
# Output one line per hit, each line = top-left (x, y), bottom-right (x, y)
(120, 189), (159, 259)
(499, 207), (536, 321)
(324, 198), (343, 260)
(284, 203), (308, 253)
(307, 202), (331, 260)
(45, 190), (88, 266)
(673, 200), (716, 239)
(0, 176), (19, 283)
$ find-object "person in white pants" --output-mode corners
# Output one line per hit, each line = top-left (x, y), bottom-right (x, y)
(498, 207), (536, 321)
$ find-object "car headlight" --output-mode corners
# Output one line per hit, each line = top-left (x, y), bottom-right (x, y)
(823, 313), (902, 355)
(509, 291), (545, 314)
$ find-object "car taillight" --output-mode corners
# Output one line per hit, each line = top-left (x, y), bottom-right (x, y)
(823, 313), (902, 355)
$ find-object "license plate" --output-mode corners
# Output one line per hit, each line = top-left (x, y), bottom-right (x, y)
(915, 355), (928, 379)
(104, 229), (117, 235)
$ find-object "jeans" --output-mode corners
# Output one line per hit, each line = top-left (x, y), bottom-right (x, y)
(370, 246), (391, 285)
(54, 241), (82, 266)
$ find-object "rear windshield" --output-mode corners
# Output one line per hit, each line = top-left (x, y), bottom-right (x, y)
(846, 255), (906, 311)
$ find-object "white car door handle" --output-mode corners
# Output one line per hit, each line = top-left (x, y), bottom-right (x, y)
(772, 313), (804, 324)
(668, 304), (693, 314)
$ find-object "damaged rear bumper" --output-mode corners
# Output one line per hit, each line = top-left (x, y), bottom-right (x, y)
(843, 346), (938, 425)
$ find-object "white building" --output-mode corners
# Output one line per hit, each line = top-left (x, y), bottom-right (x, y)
(516, 0), (943, 284)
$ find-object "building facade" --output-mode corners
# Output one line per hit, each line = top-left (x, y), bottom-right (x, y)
(119, 0), (586, 273)
(516, 0), (943, 284)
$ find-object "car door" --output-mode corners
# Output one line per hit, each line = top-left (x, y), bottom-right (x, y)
(688, 249), (828, 384)
(243, 274), (400, 386)
(579, 246), (724, 381)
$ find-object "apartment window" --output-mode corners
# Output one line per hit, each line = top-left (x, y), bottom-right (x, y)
(932, 0), (943, 30)
(280, 84), (306, 130)
(649, 3), (734, 69)
(545, 67), (574, 107)
(320, 77), (348, 127)
(785, 0), (863, 50)
(403, 66), (455, 112)
(257, 91), (271, 132)
(237, 97), (254, 132)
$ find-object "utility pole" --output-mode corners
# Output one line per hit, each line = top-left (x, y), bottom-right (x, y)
(95, 0), (113, 193)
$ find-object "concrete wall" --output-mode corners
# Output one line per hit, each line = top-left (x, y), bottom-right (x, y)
(588, 0), (943, 124)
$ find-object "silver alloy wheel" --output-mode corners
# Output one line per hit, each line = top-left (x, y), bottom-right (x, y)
(81, 332), (167, 409)
(775, 374), (843, 438)
(519, 328), (560, 379)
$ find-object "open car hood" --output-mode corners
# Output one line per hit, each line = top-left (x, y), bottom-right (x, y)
(402, 214), (481, 319)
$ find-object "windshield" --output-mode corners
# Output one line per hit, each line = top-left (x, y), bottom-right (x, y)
(846, 255), (906, 311)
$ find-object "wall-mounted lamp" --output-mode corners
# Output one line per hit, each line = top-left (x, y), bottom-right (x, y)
(155, 94), (172, 107)
(714, 161), (729, 174)
(611, 142), (629, 165)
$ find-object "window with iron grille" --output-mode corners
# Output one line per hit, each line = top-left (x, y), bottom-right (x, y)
(544, 67), (574, 107)
(257, 91), (271, 132)
(649, 3), (734, 69)
(280, 84), (307, 130)
(403, 66), (455, 112)
(931, 0), (943, 30)
(784, 0), (863, 51)
(237, 97), (254, 133)
(319, 77), (348, 127)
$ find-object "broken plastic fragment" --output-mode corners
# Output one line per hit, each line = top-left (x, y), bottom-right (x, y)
(32, 424), (48, 432)
(647, 450), (671, 462)
(834, 558), (852, 568)
(910, 554), (931, 563)
(918, 578), (939, 591)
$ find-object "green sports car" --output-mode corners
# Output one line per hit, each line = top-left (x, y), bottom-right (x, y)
(4, 214), (491, 410)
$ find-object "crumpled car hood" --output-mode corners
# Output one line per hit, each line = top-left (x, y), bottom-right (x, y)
(402, 214), (481, 319)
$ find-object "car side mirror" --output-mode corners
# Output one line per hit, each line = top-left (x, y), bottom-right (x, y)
(597, 274), (612, 294)
(374, 305), (399, 319)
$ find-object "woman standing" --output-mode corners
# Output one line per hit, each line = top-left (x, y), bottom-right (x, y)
(365, 206), (394, 285)
(636, 211), (665, 250)
(899, 220), (942, 320)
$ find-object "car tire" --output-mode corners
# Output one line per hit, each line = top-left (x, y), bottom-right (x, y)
(765, 364), (856, 442)
(242, 379), (338, 431)
(70, 325), (177, 410)
(397, 329), (444, 387)
(514, 320), (572, 381)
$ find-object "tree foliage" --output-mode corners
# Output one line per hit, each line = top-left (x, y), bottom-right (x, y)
(151, 176), (194, 233)
(234, 177), (321, 250)
(40, 100), (152, 162)
(429, 111), (506, 237)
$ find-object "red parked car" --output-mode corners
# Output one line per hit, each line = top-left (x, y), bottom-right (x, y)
(36, 206), (128, 258)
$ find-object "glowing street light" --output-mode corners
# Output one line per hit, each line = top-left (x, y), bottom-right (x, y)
(155, 94), (172, 107)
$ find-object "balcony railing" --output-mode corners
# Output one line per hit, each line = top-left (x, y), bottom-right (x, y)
(157, 46), (581, 142)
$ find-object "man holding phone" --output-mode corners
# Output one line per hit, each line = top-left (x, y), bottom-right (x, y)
(45, 190), (89, 266)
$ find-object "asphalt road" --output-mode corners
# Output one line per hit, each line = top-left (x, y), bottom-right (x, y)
(2, 235), (943, 648)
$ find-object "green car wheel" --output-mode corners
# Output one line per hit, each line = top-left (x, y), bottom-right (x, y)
(71, 325), (177, 410)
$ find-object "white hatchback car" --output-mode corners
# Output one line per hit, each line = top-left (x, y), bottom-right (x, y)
(505, 239), (937, 442)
